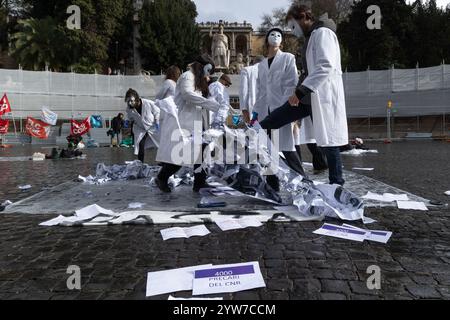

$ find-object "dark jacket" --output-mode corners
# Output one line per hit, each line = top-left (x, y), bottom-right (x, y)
(111, 117), (124, 133)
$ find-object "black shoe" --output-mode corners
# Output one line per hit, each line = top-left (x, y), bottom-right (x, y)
(193, 183), (215, 193)
(266, 176), (280, 192)
(155, 178), (171, 193)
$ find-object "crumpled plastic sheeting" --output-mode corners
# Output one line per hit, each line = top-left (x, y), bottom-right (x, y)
(95, 161), (159, 181)
(202, 124), (369, 223)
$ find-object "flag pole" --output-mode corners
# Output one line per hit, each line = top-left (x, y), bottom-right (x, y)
(10, 111), (17, 137)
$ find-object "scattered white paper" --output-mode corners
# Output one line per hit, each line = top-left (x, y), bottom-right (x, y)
(343, 224), (392, 244)
(397, 201), (428, 211)
(214, 217), (263, 231)
(146, 264), (212, 297)
(192, 262), (266, 295)
(352, 167), (375, 171)
(168, 295), (223, 301)
(128, 202), (145, 209)
(75, 204), (116, 220)
(313, 223), (368, 242)
(32, 153), (46, 161)
(363, 192), (409, 202)
(341, 149), (378, 156)
(39, 215), (68, 227)
(18, 185), (32, 190)
(109, 213), (141, 224)
(160, 225), (211, 241)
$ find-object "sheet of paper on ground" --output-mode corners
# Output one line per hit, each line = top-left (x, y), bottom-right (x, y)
(160, 225), (210, 241)
(146, 264), (212, 297)
(313, 223), (368, 242)
(363, 192), (409, 202)
(343, 224), (393, 244)
(213, 217), (263, 231)
(397, 201), (428, 211)
(192, 262), (266, 295)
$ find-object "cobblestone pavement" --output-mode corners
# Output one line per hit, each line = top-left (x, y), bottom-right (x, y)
(0, 141), (449, 300)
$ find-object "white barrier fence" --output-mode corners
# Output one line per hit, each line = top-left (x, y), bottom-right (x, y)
(1, 64), (449, 122)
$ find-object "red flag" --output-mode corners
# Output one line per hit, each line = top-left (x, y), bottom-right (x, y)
(0, 119), (9, 134)
(0, 94), (12, 116)
(26, 117), (50, 139)
(70, 118), (91, 136)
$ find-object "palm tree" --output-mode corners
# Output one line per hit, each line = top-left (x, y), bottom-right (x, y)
(10, 17), (66, 70)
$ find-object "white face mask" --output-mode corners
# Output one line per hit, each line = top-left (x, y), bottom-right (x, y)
(268, 31), (283, 47)
(288, 19), (304, 39)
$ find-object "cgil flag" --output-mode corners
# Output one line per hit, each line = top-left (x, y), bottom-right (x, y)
(0, 94), (12, 116)
(0, 119), (9, 134)
(70, 118), (91, 136)
(41, 106), (58, 126)
(26, 117), (50, 139)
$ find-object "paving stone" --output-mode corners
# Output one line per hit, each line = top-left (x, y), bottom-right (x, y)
(0, 143), (449, 300)
(405, 284), (442, 299)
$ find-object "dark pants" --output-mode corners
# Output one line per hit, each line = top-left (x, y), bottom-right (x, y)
(296, 144), (328, 171)
(157, 163), (207, 187)
(321, 147), (345, 185)
(260, 105), (309, 191)
(138, 134), (147, 163)
(260, 101), (345, 186)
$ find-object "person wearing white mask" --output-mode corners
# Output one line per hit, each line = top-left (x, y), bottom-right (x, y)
(125, 88), (160, 163)
(239, 56), (264, 124)
(259, 4), (348, 186)
(155, 54), (222, 193)
(253, 27), (307, 191)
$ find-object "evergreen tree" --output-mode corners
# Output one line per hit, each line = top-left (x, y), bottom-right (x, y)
(139, 0), (201, 74)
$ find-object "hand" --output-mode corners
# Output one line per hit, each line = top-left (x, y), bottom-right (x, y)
(289, 94), (300, 107)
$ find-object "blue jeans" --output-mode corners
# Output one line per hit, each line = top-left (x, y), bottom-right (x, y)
(321, 147), (345, 186)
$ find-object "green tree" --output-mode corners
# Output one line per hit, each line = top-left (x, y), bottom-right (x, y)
(338, 0), (415, 71)
(12, 0), (133, 73)
(139, 0), (201, 74)
(10, 17), (69, 70)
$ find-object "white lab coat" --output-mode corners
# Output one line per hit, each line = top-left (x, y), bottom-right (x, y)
(127, 99), (161, 156)
(208, 81), (230, 125)
(254, 50), (298, 152)
(239, 65), (259, 114)
(302, 28), (349, 147)
(155, 79), (176, 100)
(156, 70), (221, 166)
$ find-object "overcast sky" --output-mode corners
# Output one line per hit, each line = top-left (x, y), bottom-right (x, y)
(193, 0), (450, 28)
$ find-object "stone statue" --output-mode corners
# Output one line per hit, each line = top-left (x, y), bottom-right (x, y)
(230, 53), (246, 74)
(210, 23), (230, 69)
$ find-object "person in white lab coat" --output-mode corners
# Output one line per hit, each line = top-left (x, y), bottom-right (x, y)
(155, 66), (181, 100)
(208, 73), (232, 127)
(260, 4), (348, 186)
(155, 54), (222, 193)
(239, 56), (264, 124)
(125, 89), (160, 163)
(253, 27), (307, 191)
